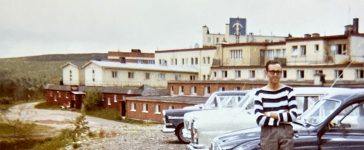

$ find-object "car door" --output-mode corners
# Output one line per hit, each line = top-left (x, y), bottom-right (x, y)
(320, 102), (364, 150)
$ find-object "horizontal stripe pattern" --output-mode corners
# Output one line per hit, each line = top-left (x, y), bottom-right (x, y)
(254, 86), (298, 127)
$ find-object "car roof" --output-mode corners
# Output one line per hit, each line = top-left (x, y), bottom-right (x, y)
(324, 89), (364, 104)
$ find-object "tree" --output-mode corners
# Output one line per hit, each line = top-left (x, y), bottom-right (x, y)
(83, 88), (102, 111)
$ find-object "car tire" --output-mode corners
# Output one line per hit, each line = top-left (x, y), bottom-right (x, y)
(175, 124), (190, 144)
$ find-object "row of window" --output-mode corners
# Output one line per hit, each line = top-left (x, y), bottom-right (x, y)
(171, 85), (242, 96)
(130, 102), (175, 114)
(109, 71), (196, 81)
(213, 69), (364, 79)
(159, 57), (211, 66)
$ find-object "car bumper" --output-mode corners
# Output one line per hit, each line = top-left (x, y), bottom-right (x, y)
(161, 125), (175, 133)
(186, 143), (209, 150)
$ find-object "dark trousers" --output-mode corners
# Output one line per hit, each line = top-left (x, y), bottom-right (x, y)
(260, 124), (294, 150)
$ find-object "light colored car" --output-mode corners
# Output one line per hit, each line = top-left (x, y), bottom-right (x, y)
(184, 87), (352, 150)
(162, 90), (247, 143)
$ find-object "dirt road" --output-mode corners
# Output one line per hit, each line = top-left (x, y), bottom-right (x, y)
(4, 102), (185, 149)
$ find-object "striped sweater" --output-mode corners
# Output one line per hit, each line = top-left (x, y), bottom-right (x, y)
(254, 86), (298, 127)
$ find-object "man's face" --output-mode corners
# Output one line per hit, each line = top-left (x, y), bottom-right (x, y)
(266, 64), (282, 84)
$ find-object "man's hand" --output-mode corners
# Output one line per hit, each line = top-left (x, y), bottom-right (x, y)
(265, 112), (279, 119)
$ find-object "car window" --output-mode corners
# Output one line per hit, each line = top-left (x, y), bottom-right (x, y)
(296, 96), (319, 114)
(332, 103), (364, 130)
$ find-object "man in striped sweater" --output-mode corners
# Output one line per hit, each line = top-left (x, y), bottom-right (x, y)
(254, 60), (298, 150)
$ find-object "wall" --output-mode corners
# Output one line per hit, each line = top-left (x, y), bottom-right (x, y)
(62, 65), (80, 86)
(125, 100), (191, 123)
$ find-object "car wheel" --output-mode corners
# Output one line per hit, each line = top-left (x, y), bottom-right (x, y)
(175, 124), (190, 144)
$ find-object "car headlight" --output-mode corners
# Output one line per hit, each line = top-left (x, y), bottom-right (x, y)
(233, 140), (260, 150)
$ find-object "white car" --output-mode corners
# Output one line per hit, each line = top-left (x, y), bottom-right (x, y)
(184, 87), (353, 150)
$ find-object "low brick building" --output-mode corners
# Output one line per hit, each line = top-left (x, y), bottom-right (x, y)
(125, 96), (208, 123)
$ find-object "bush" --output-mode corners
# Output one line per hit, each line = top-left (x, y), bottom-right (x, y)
(83, 88), (102, 111)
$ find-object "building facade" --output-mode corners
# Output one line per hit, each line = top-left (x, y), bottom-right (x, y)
(107, 49), (155, 64)
(82, 60), (198, 88)
(62, 62), (85, 86)
(155, 47), (216, 80)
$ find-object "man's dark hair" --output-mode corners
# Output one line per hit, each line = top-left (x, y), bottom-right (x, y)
(265, 60), (282, 71)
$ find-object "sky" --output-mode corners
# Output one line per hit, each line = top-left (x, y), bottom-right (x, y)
(0, 0), (364, 58)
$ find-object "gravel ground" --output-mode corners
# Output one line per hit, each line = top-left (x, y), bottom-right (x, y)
(5, 102), (186, 150)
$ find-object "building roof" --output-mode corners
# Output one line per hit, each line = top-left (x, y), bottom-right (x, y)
(45, 84), (170, 96)
(82, 60), (199, 73)
(61, 61), (88, 69)
(126, 96), (208, 104)
(155, 46), (216, 53)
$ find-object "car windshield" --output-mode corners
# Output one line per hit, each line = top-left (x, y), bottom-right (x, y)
(298, 99), (341, 126)
(205, 92), (246, 109)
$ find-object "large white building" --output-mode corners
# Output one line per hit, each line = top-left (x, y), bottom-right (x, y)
(82, 60), (198, 88)
(210, 18), (364, 85)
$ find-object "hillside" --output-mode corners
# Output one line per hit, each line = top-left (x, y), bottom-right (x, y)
(0, 53), (107, 99)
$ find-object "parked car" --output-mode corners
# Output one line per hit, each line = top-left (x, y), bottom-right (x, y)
(210, 89), (364, 150)
(162, 91), (247, 143)
(184, 87), (352, 150)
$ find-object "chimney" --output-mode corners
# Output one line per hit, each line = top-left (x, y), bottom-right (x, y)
(353, 18), (359, 34)
(312, 33), (320, 37)
(304, 34), (311, 38)
(345, 25), (354, 35)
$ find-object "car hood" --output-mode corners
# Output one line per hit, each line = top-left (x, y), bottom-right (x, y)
(184, 108), (256, 130)
(165, 107), (201, 117)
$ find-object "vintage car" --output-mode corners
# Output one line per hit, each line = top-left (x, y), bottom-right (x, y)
(184, 87), (352, 150)
(162, 91), (247, 143)
(210, 89), (364, 150)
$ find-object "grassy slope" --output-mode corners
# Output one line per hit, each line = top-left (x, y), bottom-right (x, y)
(0, 53), (107, 84)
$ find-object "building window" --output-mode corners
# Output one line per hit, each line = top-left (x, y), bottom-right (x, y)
(282, 70), (287, 78)
(69, 70), (72, 81)
(92, 70), (95, 73)
(107, 97), (111, 105)
(112, 71), (118, 78)
(235, 70), (241, 78)
(142, 103), (148, 113)
(230, 50), (242, 59)
(182, 59), (185, 65)
(191, 86), (197, 96)
(159, 73), (166, 80)
(204, 86), (211, 96)
(195, 58), (198, 65)
(50, 91), (53, 97)
(266, 49), (274, 60)
(214, 72), (217, 77)
(219, 87), (225, 91)
(179, 86), (184, 95)
(291, 46), (298, 57)
(234, 87), (241, 91)
(174, 74), (181, 80)
(297, 70), (305, 79)
(249, 70), (255, 78)
(131, 102), (136, 111)
(145, 72), (150, 80)
(207, 57), (210, 64)
(331, 44), (347, 55)
(73, 95), (76, 101)
(203, 57), (206, 64)
(315, 44), (319, 52)
(168, 105), (174, 109)
(190, 75), (196, 81)
(128, 72), (134, 79)
(207, 75), (210, 80)
(154, 104), (161, 114)
(191, 58), (194, 65)
(300, 45), (306, 56)
(356, 69), (364, 79)
(175, 58), (178, 65)
(335, 70), (344, 79)
(114, 95), (117, 102)
(222, 71), (228, 78)
(57, 91), (61, 98)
